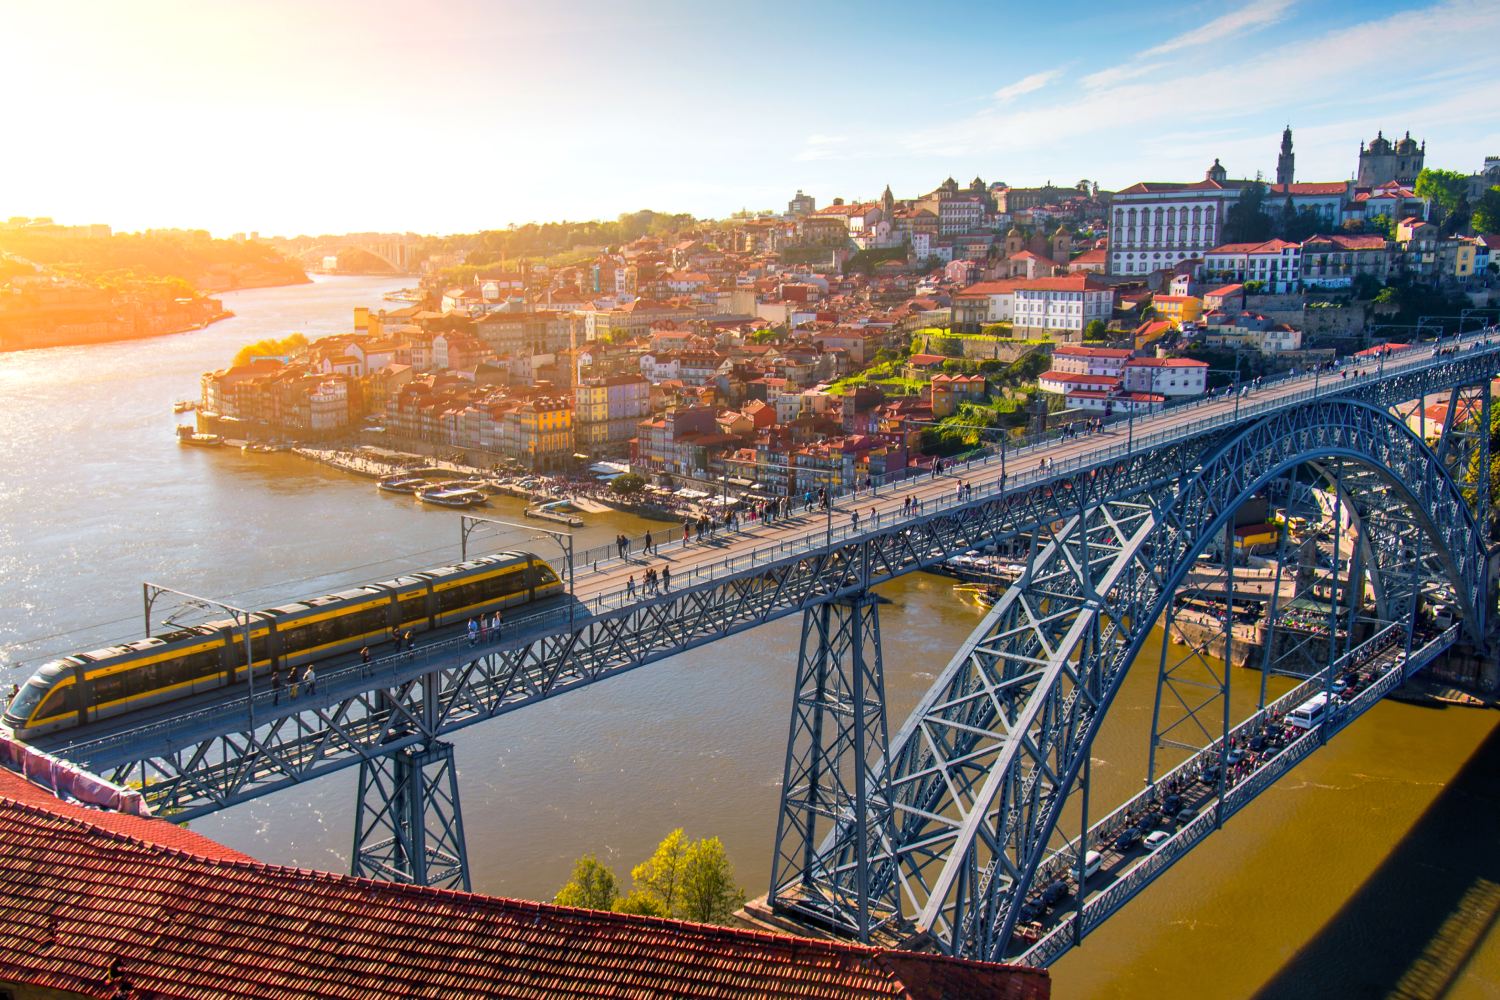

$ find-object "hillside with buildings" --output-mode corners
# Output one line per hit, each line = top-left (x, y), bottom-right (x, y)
(0, 219), (308, 352)
(185, 127), (1497, 491)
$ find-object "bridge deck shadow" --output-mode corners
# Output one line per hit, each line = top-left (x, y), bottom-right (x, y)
(1252, 714), (1500, 1000)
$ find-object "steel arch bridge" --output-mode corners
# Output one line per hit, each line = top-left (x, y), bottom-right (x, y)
(16, 332), (1499, 959)
(772, 395), (1491, 965)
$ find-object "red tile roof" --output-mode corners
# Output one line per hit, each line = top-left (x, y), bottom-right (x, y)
(1014, 274), (1110, 293)
(0, 768), (1048, 1000)
(1268, 182), (1349, 196)
(1054, 346), (1132, 359)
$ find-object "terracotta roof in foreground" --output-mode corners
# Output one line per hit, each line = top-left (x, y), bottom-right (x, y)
(0, 768), (1048, 1000)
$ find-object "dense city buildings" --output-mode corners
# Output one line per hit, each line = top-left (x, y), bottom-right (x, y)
(183, 123), (1494, 494)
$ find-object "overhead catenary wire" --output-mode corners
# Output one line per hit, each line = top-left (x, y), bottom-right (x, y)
(2, 526), (537, 665)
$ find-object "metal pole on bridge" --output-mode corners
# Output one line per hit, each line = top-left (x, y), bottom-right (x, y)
(458, 514), (576, 627)
(141, 582), (258, 726)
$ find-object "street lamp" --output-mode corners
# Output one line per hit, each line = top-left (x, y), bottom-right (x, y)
(143, 583), (260, 727)
(459, 514), (575, 626)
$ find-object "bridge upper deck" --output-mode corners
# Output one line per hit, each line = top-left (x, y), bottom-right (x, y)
(32, 329), (1500, 786)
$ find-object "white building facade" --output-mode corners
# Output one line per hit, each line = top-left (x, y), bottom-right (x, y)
(1108, 162), (1244, 277)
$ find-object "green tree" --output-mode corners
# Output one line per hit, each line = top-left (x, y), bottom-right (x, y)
(609, 472), (646, 495)
(630, 828), (691, 916)
(1243, 280), (1267, 294)
(1084, 319), (1108, 340)
(613, 890), (668, 917)
(1415, 168), (1469, 218)
(554, 854), (620, 910)
(678, 837), (748, 924)
(1222, 181), (1272, 244)
(1368, 214), (1396, 239)
(232, 332), (308, 366)
(1472, 186), (1500, 235)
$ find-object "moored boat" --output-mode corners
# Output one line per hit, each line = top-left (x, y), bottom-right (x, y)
(172, 399), (197, 414)
(525, 500), (584, 527)
(178, 431), (223, 447)
(416, 485), (488, 508)
(378, 475), (429, 494)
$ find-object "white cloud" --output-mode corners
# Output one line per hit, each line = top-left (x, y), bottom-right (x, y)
(1083, 0), (1292, 90)
(896, 0), (1500, 181)
(1081, 61), (1164, 91)
(795, 134), (848, 162)
(993, 69), (1060, 103)
(1140, 0), (1296, 58)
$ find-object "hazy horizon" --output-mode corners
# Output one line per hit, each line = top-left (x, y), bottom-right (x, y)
(4, 0), (1498, 237)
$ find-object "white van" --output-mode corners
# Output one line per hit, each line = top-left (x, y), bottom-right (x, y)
(1083, 849), (1103, 879)
(1287, 692), (1329, 730)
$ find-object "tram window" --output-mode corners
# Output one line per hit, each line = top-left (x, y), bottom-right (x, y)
(35, 684), (77, 719)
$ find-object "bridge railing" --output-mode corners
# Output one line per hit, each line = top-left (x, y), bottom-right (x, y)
(569, 328), (1500, 602)
(45, 330), (1494, 759)
(1017, 623), (1461, 967)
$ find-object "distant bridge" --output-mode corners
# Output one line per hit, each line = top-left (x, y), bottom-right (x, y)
(287, 235), (422, 274)
(23, 329), (1500, 964)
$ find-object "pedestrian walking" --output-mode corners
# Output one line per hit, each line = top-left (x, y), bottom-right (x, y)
(272, 669), (283, 706)
(683, 521), (691, 545)
(467, 617), (480, 645)
(359, 646), (371, 671)
(662, 565), (671, 590)
(290, 667), (300, 700)
(627, 574), (636, 598)
(491, 610), (502, 639)
(305, 666), (317, 697)
(644, 531), (654, 556)
(404, 629), (415, 659)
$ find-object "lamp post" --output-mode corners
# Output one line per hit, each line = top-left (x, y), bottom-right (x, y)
(460, 514), (575, 626)
(143, 583), (259, 727)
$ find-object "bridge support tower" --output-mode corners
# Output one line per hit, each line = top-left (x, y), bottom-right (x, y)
(352, 740), (471, 891)
(770, 592), (899, 941)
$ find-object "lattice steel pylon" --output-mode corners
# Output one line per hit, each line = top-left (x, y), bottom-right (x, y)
(352, 740), (470, 891)
(770, 592), (900, 940)
(796, 397), (1489, 963)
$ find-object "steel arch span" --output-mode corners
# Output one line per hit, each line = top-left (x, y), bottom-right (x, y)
(826, 397), (1488, 961)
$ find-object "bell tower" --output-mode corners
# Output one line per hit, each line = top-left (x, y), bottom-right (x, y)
(1276, 126), (1295, 187)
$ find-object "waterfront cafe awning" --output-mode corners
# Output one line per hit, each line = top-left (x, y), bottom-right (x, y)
(675, 488), (710, 499)
(590, 461), (631, 475)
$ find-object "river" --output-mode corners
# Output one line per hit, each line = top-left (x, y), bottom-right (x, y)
(1, 274), (1495, 998)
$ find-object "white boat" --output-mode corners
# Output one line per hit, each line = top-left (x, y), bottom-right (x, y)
(416, 486), (488, 509)
(378, 475), (428, 494)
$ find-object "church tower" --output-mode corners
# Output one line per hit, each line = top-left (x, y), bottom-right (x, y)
(1206, 158), (1228, 185)
(881, 184), (895, 216)
(1277, 126), (1295, 187)
(1051, 224), (1071, 265)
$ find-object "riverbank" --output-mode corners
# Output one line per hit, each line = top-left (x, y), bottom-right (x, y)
(291, 445), (698, 521)
(0, 300), (235, 353)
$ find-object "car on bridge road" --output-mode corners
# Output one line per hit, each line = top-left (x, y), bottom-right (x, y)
(1112, 826), (1142, 852)
(1144, 830), (1172, 851)
(1041, 878), (1071, 908)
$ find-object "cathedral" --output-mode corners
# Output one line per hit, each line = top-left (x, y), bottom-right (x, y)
(1356, 130), (1425, 188)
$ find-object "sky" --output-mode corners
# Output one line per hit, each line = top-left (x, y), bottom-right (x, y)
(3, 0), (1498, 237)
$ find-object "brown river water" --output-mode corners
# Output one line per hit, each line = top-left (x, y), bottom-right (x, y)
(1, 275), (1495, 998)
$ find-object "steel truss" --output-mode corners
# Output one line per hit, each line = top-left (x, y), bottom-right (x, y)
(53, 435), (1210, 817)
(34, 345), (1500, 895)
(352, 738), (469, 890)
(770, 593), (899, 940)
(806, 398), (1488, 962)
